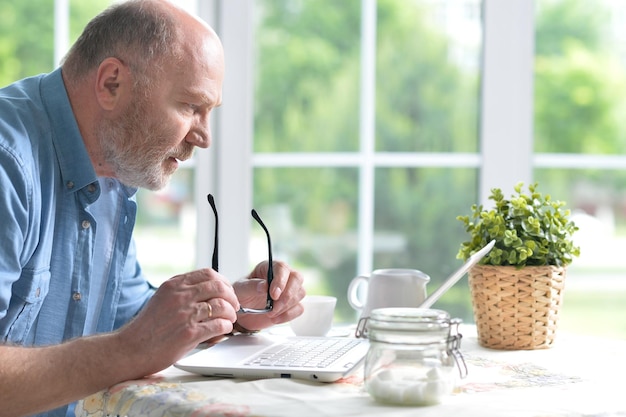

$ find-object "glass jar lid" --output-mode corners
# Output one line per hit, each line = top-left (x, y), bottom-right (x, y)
(367, 308), (452, 344)
(370, 307), (449, 321)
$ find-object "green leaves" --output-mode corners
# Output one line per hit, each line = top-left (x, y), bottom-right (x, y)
(457, 182), (580, 267)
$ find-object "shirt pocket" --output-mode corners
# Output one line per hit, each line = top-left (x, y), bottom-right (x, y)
(3, 268), (50, 344)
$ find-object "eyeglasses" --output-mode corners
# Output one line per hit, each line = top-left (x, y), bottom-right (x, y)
(207, 194), (274, 314)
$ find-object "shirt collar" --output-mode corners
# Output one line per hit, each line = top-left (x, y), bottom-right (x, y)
(41, 69), (139, 199)
(40, 68), (98, 193)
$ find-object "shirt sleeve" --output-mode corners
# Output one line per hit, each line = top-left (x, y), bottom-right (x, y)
(0, 132), (52, 344)
(0, 140), (33, 320)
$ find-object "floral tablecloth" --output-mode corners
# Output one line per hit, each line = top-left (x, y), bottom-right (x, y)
(76, 328), (626, 417)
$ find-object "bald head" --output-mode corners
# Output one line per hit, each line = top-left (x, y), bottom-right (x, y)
(62, 0), (222, 87)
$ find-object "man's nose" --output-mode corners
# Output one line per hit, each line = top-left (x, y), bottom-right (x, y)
(186, 131), (210, 148)
(186, 119), (211, 149)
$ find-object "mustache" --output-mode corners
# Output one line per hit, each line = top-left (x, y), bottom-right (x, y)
(171, 143), (195, 162)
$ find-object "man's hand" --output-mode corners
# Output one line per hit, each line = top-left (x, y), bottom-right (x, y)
(233, 261), (306, 331)
(116, 268), (241, 375)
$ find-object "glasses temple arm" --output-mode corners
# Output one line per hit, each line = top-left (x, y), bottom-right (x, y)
(207, 194), (219, 272)
(251, 209), (273, 309)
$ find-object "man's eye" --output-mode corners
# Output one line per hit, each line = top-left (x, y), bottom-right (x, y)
(181, 102), (199, 113)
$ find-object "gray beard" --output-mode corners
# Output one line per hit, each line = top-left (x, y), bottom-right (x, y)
(96, 117), (170, 190)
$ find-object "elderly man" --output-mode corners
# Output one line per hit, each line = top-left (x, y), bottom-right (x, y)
(0, 1), (305, 416)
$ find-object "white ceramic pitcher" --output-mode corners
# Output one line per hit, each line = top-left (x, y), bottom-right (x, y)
(348, 268), (430, 336)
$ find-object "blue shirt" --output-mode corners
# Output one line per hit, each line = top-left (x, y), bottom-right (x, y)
(0, 69), (155, 417)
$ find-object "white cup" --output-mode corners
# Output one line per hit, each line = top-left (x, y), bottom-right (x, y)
(348, 268), (430, 321)
(290, 295), (337, 337)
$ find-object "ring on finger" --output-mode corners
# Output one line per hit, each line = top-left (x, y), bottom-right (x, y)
(207, 301), (213, 319)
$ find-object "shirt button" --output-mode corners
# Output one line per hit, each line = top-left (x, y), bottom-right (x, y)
(81, 220), (91, 229)
(72, 292), (82, 301)
(67, 181), (75, 189)
(87, 183), (97, 193)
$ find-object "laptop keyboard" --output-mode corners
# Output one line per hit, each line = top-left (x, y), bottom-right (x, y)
(244, 338), (362, 368)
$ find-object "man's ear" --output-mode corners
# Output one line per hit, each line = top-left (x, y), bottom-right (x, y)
(94, 57), (131, 111)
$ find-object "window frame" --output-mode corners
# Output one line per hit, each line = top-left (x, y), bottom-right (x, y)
(199, 0), (536, 280)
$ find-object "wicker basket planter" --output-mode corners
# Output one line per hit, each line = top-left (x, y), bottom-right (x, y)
(468, 264), (566, 350)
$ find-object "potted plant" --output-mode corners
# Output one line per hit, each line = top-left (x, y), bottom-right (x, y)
(457, 182), (580, 350)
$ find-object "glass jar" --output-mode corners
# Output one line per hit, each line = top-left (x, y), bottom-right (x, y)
(363, 308), (467, 406)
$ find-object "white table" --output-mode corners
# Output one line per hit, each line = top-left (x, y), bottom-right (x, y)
(76, 326), (626, 417)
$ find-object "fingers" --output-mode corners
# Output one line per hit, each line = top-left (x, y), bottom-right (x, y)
(267, 300), (305, 324)
(196, 301), (212, 322)
(253, 260), (304, 302)
(196, 298), (237, 324)
(271, 261), (305, 301)
(165, 268), (240, 311)
(156, 268), (240, 334)
(192, 298), (236, 341)
(245, 260), (306, 321)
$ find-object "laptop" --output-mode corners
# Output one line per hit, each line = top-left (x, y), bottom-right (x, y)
(175, 333), (369, 382)
(175, 240), (495, 382)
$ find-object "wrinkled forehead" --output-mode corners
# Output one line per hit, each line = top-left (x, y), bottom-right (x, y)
(163, 39), (224, 106)
(149, 5), (225, 103)
(177, 21), (224, 78)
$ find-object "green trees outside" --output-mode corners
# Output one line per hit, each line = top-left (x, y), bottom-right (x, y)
(535, 0), (626, 155)
(0, 0), (53, 85)
(253, 0), (480, 320)
(0, 0), (108, 87)
(253, 0), (626, 321)
(534, 0), (626, 234)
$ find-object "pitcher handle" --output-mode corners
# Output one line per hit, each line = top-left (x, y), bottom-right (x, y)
(347, 274), (368, 310)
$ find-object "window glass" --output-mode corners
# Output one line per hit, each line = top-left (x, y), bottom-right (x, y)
(0, 0), (109, 85)
(254, 0), (362, 153)
(135, 167), (196, 286)
(374, 167), (478, 319)
(375, 0), (481, 153)
(253, 1), (483, 324)
(535, 0), (626, 338)
(534, 169), (626, 338)
(535, 0), (626, 155)
(252, 167), (360, 321)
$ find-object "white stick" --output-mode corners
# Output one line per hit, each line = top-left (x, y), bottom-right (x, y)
(419, 240), (495, 309)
